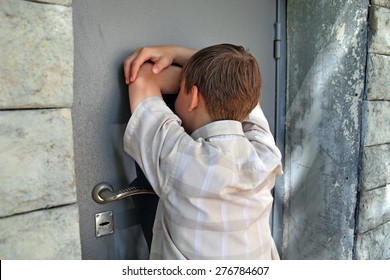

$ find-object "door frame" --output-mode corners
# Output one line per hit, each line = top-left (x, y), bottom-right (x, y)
(271, 0), (287, 256)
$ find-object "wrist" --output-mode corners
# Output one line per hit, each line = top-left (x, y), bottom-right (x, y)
(128, 64), (161, 112)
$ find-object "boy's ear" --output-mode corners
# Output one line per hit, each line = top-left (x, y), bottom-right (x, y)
(187, 85), (199, 112)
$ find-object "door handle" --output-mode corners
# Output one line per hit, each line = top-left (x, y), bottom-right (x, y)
(92, 182), (155, 204)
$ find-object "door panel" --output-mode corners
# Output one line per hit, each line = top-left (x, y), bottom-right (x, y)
(73, 0), (277, 259)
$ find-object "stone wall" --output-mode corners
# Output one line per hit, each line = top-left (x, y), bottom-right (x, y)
(0, 0), (81, 259)
(283, 0), (368, 259)
(354, 0), (390, 260)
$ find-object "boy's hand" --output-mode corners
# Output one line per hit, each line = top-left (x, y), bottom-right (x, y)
(124, 45), (197, 84)
(124, 46), (174, 84)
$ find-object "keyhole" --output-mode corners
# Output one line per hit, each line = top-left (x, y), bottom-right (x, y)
(95, 211), (114, 237)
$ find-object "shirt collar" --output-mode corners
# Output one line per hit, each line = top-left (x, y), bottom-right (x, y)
(191, 120), (244, 141)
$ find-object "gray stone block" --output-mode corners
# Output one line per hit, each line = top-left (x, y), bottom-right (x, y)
(361, 144), (390, 191)
(366, 53), (390, 100)
(0, 0), (73, 109)
(29, 0), (72, 7)
(355, 221), (390, 259)
(0, 109), (76, 217)
(371, 0), (390, 9)
(0, 204), (81, 259)
(357, 185), (390, 234)
(362, 101), (390, 146)
(369, 5), (390, 55)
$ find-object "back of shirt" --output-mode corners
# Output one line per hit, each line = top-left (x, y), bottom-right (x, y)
(124, 97), (282, 259)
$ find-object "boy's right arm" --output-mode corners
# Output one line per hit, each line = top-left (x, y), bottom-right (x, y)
(124, 45), (197, 84)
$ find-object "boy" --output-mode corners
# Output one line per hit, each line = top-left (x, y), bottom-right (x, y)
(123, 44), (282, 259)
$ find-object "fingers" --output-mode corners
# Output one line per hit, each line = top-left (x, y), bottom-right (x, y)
(124, 48), (152, 84)
(124, 46), (175, 84)
(151, 57), (170, 75)
(123, 51), (138, 84)
(129, 55), (150, 83)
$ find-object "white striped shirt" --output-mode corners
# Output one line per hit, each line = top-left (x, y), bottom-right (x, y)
(124, 96), (282, 259)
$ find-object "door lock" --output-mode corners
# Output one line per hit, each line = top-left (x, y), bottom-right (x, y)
(95, 211), (114, 237)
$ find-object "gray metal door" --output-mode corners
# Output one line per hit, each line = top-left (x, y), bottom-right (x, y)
(73, 0), (280, 259)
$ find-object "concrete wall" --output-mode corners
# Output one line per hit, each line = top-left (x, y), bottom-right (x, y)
(355, 0), (390, 260)
(284, 0), (368, 259)
(284, 0), (389, 259)
(0, 0), (81, 259)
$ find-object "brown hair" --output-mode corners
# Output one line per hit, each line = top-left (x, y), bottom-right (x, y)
(181, 44), (262, 122)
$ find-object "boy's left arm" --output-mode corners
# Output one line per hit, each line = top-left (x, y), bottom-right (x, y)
(124, 64), (189, 196)
(128, 63), (181, 113)
(242, 104), (283, 175)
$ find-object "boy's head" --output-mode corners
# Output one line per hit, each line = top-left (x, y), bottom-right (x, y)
(181, 44), (262, 122)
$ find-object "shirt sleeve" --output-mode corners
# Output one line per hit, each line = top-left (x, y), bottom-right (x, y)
(242, 103), (283, 175)
(123, 96), (191, 196)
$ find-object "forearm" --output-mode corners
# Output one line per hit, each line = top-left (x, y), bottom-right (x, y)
(124, 45), (197, 83)
(171, 46), (197, 66)
(128, 63), (182, 112)
(155, 65), (182, 94)
(128, 77), (160, 113)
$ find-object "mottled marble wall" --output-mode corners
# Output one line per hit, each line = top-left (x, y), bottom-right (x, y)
(0, 0), (81, 259)
(0, 109), (75, 217)
(0, 0), (73, 109)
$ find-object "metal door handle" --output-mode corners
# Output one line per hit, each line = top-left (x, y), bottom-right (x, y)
(92, 182), (155, 204)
